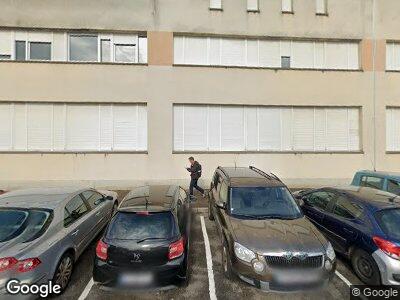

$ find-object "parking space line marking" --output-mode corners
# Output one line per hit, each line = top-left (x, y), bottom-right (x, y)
(335, 270), (352, 287)
(200, 215), (217, 300)
(78, 277), (94, 300)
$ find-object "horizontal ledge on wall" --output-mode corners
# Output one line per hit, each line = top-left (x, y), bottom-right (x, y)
(172, 151), (364, 154)
(386, 151), (400, 154)
(172, 64), (363, 72)
(0, 60), (148, 67)
(0, 151), (148, 154)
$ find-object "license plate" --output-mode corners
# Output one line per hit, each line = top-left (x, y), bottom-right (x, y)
(119, 272), (154, 287)
(274, 271), (320, 284)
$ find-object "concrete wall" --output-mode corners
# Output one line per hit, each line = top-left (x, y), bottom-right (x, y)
(0, 0), (399, 189)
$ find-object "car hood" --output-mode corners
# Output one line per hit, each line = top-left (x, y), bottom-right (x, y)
(228, 216), (327, 254)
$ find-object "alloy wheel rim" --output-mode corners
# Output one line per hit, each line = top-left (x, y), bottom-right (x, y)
(55, 257), (73, 289)
(358, 257), (372, 278)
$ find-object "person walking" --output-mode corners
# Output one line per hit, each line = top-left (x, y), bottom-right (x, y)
(186, 156), (205, 199)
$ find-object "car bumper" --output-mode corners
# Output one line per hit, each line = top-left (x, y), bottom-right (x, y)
(372, 249), (400, 285)
(231, 257), (336, 292)
(93, 255), (186, 289)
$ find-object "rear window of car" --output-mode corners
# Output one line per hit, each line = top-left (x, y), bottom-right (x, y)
(106, 212), (177, 241)
(375, 208), (400, 240)
(0, 209), (52, 242)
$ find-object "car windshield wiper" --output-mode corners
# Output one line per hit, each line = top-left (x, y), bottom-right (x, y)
(136, 237), (167, 244)
(253, 215), (298, 220)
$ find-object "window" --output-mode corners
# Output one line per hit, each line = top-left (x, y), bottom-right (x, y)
(247, 0), (259, 11)
(138, 36), (148, 63)
(29, 42), (51, 60)
(69, 35), (98, 62)
(101, 39), (111, 62)
(375, 209), (400, 240)
(15, 41), (26, 61)
(316, 0), (328, 15)
(64, 195), (89, 227)
(174, 36), (359, 70)
(210, 0), (222, 10)
(306, 191), (335, 210)
(173, 105), (360, 152)
(282, 0), (293, 13)
(360, 176), (384, 190)
(388, 180), (400, 196)
(82, 191), (104, 208)
(281, 56), (291, 68)
(0, 54), (11, 60)
(386, 108), (400, 151)
(386, 43), (400, 71)
(0, 103), (147, 152)
(333, 196), (362, 219)
(115, 44), (135, 63)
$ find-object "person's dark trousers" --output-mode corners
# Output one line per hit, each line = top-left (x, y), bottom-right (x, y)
(190, 178), (204, 197)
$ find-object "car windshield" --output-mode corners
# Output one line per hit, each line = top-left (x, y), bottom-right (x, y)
(106, 212), (176, 241)
(375, 208), (400, 240)
(230, 187), (303, 219)
(0, 209), (51, 242)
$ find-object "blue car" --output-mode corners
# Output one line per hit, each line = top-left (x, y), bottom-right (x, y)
(351, 170), (400, 196)
(293, 186), (400, 285)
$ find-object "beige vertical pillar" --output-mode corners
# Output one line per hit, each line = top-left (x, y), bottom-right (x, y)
(147, 31), (174, 66)
(361, 39), (386, 72)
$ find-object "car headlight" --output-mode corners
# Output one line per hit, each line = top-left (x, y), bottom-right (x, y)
(234, 242), (256, 263)
(326, 242), (336, 261)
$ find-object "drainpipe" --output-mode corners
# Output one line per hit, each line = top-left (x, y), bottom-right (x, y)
(372, 0), (377, 171)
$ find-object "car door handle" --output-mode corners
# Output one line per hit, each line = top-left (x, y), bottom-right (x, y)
(71, 229), (79, 236)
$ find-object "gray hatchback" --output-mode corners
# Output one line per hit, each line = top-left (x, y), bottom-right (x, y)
(0, 187), (118, 298)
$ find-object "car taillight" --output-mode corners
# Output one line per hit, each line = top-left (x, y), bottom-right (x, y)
(17, 258), (41, 272)
(168, 237), (184, 260)
(0, 257), (18, 272)
(373, 236), (400, 260)
(96, 240), (108, 261)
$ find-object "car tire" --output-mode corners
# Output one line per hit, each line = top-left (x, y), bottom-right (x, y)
(208, 201), (215, 221)
(53, 252), (74, 293)
(222, 242), (234, 279)
(351, 248), (381, 285)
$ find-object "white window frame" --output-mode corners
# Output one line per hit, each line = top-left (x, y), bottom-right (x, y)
(247, 0), (259, 12)
(210, 0), (222, 10)
(316, 0), (328, 15)
(386, 107), (400, 152)
(282, 0), (293, 13)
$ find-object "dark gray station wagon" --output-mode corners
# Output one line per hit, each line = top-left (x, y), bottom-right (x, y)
(208, 166), (336, 291)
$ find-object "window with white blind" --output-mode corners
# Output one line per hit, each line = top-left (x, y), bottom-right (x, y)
(0, 103), (147, 152)
(247, 0), (259, 11)
(173, 105), (360, 152)
(282, 0), (293, 12)
(386, 108), (400, 151)
(316, 0), (328, 15)
(174, 36), (359, 70)
(386, 42), (400, 71)
(210, 0), (222, 10)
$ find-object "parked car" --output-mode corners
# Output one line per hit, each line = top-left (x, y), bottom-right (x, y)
(208, 166), (336, 291)
(352, 170), (400, 195)
(0, 187), (118, 298)
(93, 185), (191, 289)
(293, 185), (400, 285)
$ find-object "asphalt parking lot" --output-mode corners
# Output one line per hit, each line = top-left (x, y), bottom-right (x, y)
(60, 202), (365, 300)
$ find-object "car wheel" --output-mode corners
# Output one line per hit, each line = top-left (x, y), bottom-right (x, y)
(53, 252), (74, 293)
(351, 248), (381, 285)
(222, 242), (234, 279)
(208, 201), (214, 221)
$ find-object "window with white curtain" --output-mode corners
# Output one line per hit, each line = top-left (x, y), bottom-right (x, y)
(247, 0), (259, 11)
(0, 103), (147, 152)
(173, 105), (360, 152)
(386, 108), (400, 151)
(386, 42), (400, 71)
(174, 36), (360, 70)
(316, 0), (328, 15)
(210, 0), (222, 10)
(282, 0), (293, 12)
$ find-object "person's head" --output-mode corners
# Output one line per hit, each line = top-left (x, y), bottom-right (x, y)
(188, 156), (195, 165)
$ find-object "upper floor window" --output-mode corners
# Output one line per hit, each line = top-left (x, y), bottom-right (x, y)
(247, 0), (259, 12)
(69, 35), (98, 62)
(386, 42), (400, 71)
(29, 42), (51, 60)
(316, 0), (328, 15)
(282, 0), (293, 13)
(386, 107), (400, 152)
(210, 0), (222, 10)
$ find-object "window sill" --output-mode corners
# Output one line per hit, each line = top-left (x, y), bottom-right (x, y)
(209, 7), (223, 11)
(247, 9), (260, 13)
(316, 12), (329, 16)
(173, 151), (364, 154)
(173, 63), (363, 72)
(386, 151), (400, 154)
(0, 60), (148, 66)
(282, 11), (294, 14)
(0, 151), (148, 154)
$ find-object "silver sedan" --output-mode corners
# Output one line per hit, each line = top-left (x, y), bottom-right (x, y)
(0, 187), (118, 298)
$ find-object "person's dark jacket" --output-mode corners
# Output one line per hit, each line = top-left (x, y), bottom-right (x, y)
(187, 161), (202, 180)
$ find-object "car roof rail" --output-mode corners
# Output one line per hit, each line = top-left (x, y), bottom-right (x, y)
(249, 166), (282, 182)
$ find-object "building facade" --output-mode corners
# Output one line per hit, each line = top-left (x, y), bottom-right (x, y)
(0, 0), (399, 188)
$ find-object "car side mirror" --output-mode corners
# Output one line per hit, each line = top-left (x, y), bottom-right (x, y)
(216, 200), (226, 210)
(298, 198), (305, 207)
(105, 195), (114, 201)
